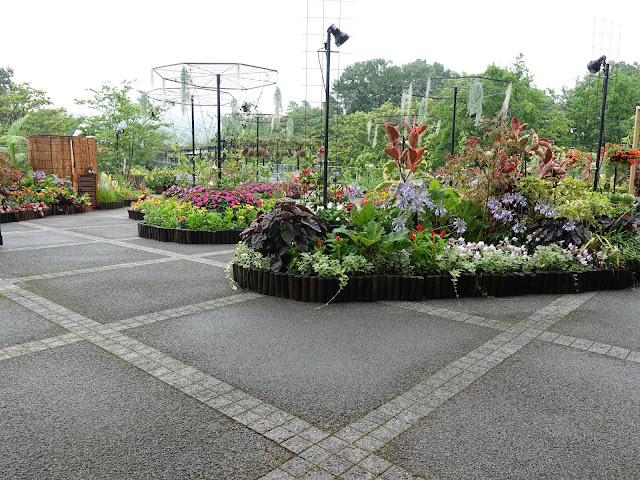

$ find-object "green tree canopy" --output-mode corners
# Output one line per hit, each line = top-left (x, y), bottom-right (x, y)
(75, 80), (170, 173)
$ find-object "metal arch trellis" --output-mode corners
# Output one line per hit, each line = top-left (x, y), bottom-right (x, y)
(410, 76), (512, 155)
(149, 62), (278, 182)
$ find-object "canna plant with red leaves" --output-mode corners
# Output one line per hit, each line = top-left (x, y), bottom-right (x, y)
(377, 118), (429, 193)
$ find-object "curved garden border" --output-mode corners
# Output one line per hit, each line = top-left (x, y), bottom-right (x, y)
(128, 209), (145, 221)
(232, 264), (638, 303)
(137, 222), (241, 244)
(0, 205), (86, 223)
(98, 200), (134, 210)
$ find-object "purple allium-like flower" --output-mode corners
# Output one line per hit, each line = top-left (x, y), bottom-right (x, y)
(452, 217), (467, 233)
(391, 216), (406, 231)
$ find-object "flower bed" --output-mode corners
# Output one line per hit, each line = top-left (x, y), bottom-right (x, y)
(163, 185), (263, 209)
(137, 222), (241, 244)
(231, 265), (637, 302)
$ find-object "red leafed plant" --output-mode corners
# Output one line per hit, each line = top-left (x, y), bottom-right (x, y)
(377, 118), (429, 192)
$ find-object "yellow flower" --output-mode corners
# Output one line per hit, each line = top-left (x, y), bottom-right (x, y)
(245, 205), (255, 210)
(238, 216), (245, 221)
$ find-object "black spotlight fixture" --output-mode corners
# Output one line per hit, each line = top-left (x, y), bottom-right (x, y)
(587, 55), (610, 191)
(322, 24), (349, 207)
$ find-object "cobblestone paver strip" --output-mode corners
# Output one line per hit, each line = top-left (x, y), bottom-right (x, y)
(0, 332), (83, 361)
(0, 239), (102, 252)
(6, 257), (180, 283)
(105, 292), (262, 331)
(382, 301), (513, 331)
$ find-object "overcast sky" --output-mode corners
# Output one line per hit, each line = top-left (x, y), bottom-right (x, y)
(5, 0), (638, 119)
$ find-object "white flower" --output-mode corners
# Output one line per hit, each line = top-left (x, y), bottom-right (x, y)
(474, 252), (481, 261)
(336, 204), (344, 211)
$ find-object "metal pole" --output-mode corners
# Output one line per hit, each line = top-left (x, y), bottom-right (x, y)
(217, 74), (222, 182)
(451, 86), (458, 156)
(256, 116), (259, 166)
(191, 95), (196, 185)
(593, 61), (609, 191)
(323, 30), (331, 208)
(629, 105), (640, 195)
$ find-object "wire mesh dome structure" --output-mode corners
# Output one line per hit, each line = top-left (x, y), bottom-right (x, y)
(409, 76), (512, 154)
(149, 62), (278, 180)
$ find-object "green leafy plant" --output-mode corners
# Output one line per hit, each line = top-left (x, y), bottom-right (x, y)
(241, 202), (328, 272)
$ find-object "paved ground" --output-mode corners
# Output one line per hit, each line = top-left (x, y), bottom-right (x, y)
(1, 208), (639, 479)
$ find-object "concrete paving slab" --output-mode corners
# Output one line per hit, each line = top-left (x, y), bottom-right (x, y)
(0, 222), (34, 233)
(63, 223), (141, 239)
(25, 260), (239, 323)
(0, 296), (67, 347)
(123, 237), (236, 256)
(0, 342), (291, 479)
(127, 297), (496, 432)
(549, 288), (640, 351)
(0, 229), (83, 249)
(34, 210), (129, 228)
(380, 340), (640, 479)
(434, 294), (561, 323)
(0, 242), (165, 277)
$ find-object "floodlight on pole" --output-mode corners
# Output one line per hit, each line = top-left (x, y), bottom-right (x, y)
(587, 55), (609, 191)
(323, 24), (349, 208)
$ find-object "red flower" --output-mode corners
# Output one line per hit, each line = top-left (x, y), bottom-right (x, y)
(440, 229), (445, 236)
(417, 224), (422, 233)
(431, 230), (435, 237)
(409, 231), (416, 240)
(100, 147), (107, 152)
(335, 236), (340, 242)
(317, 241), (322, 249)
(317, 146), (325, 154)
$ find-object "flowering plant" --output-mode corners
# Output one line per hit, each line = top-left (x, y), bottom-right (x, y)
(604, 143), (640, 166)
(377, 119), (429, 193)
(164, 185), (263, 210)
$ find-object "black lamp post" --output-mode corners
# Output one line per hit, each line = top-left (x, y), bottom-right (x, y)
(323, 24), (349, 207)
(587, 55), (610, 191)
(115, 126), (125, 173)
(570, 127), (578, 149)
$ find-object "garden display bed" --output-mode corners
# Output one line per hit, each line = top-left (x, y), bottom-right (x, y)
(137, 222), (241, 244)
(128, 209), (145, 221)
(232, 265), (638, 303)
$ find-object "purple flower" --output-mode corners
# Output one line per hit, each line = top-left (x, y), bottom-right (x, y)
(452, 217), (467, 233)
(391, 216), (406, 231)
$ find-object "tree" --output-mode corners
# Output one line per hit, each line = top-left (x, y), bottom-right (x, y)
(333, 59), (458, 115)
(333, 59), (403, 114)
(22, 108), (81, 137)
(75, 81), (170, 173)
(0, 81), (51, 131)
(0, 67), (13, 93)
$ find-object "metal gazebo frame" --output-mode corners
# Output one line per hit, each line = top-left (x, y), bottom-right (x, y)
(150, 63), (278, 181)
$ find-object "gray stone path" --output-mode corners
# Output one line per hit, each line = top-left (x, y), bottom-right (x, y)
(1, 208), (639, 479)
